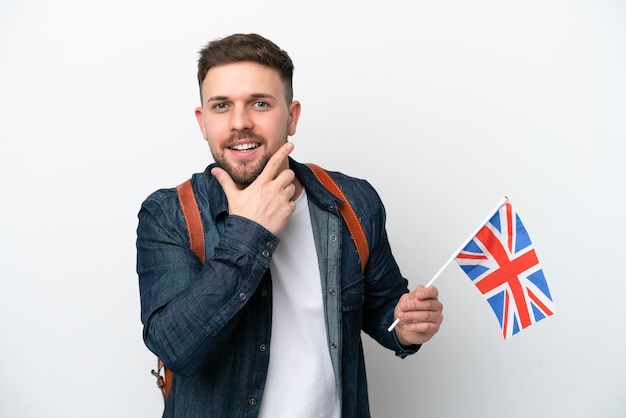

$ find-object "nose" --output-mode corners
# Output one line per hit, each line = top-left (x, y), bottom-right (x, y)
(229, 106), (253, 132)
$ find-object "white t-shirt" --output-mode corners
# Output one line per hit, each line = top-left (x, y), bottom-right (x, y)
(258, 190), (341, 418)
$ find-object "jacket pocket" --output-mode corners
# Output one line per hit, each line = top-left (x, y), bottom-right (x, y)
(342, 277), (365, 354)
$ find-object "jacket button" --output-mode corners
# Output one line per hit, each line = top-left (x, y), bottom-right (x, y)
(248, 398), (257, 406)
(329, 234), (337, 241)
(331, 342), (338, 349)
(238, 292), (247, 300)
(260, 288), (268, 296)
(328, 288), (336, 296)
(259, 344), (267, 352)
(262, 250), (270, 257)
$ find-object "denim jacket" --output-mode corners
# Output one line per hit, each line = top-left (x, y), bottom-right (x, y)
(136, 158), (419, 418)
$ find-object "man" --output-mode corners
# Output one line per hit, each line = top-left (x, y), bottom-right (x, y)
(137, 33), (443, 418)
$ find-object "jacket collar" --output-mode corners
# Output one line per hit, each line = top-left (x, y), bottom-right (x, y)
(290, 158), (345, 211)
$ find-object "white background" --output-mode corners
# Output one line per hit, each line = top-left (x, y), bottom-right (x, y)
(1, 1), (625, 417)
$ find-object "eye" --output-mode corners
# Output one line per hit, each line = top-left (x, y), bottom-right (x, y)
(253, 101), (269, 109)
(212, 102), (229, 111)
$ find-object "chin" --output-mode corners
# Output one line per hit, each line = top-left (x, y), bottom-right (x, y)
(229, 166), (264, 187)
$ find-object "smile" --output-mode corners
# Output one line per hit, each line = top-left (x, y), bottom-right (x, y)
(229, 142), (260, 151)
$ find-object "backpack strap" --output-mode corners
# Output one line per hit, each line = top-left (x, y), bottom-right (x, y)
(150, 358), (170, 403)
(305, 163), (370, 273)
(151, 179), (204, 403)
(176, 179), (205, 263)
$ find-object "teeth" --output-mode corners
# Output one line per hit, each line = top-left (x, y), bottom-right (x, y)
(231, 143), (259, 151)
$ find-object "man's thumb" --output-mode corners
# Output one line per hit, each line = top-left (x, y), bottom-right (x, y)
(211, 167), (235, 192)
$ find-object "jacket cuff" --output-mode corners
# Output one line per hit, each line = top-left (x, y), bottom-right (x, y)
(392, 330), (422, 359)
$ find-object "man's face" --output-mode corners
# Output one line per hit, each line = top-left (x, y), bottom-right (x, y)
(195, 61), (301, 188)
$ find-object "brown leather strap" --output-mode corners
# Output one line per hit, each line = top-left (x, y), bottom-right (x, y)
(151, 358), (172, 402)
(305, 163), (370, 273)
(163, 365), (173, 401)
(176, 179), (205, 263)
(153, 179), (204, 403)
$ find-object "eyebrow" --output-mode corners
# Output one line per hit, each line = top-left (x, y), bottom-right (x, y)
(206, 93), (277, 103)
(206, 95), (228, 103)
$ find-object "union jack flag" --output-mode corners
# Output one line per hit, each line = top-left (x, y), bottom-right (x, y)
(455, 202), (555, 339)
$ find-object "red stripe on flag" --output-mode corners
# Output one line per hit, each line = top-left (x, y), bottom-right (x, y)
(457, 253), (488, 260)
(527, 289), (554, 318)
(506, 204), (513, 253)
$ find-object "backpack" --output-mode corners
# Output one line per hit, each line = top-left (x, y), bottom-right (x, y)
(151, 163), (370, 402)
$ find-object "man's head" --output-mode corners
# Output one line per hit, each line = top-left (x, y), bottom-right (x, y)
(197, 33), (294, 104)
(194, 34), (301, 188)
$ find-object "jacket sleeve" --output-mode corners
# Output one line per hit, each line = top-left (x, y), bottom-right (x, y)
(355, 183), (421, 357)
(136, 191), (279, 376)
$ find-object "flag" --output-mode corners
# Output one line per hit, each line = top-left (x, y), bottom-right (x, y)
(455, 202), (555, 339)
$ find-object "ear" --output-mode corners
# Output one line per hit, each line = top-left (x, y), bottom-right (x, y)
(287, 101), (301, 136)
(195, 106), (208, 141)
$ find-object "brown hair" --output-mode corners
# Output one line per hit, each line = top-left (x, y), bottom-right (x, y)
(197, 33), (294, 103)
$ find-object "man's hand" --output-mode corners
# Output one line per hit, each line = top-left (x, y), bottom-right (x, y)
(393, 285), (444, 346)
(211, 142), (296, 235)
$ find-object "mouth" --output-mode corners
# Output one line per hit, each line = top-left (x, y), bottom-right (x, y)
(229, 142), (260, 152)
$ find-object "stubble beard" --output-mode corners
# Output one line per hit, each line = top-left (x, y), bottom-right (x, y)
(211, 130), (288, 188)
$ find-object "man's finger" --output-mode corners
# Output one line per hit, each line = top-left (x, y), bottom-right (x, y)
(256, 141), (294, 182)
(211, 166), (237, 194)
(414, 285), (438, 300)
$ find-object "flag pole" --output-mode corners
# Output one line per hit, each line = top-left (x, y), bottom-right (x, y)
(387, 196), (509, 332)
